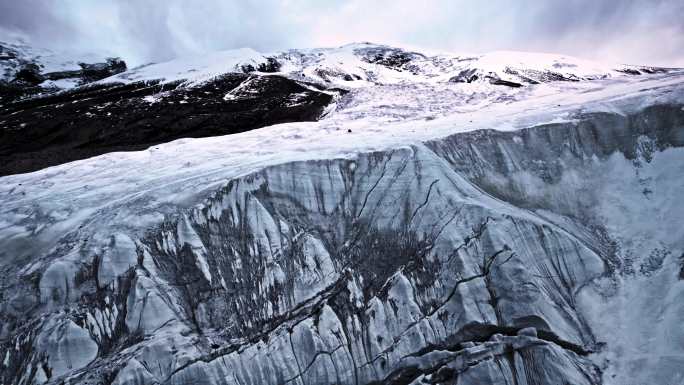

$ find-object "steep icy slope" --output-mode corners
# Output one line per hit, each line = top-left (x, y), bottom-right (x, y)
(0, 45), (683, 385)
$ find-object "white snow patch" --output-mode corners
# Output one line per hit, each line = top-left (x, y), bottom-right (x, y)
(39, 78), (80, 90)
(101, 48), (266, 86)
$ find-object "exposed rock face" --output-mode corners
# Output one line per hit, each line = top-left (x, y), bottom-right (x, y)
(0, 44), (683, 385)
(74, 58), (128, 83)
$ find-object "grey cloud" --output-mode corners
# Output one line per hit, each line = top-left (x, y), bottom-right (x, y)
(0, 0), (77, 42)
(0, 0), (682, 67)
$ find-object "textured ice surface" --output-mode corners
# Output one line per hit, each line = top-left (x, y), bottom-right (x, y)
(1, 46), (684, 385)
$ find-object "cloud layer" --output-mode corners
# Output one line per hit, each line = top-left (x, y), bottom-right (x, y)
(1, 0), (682, 67)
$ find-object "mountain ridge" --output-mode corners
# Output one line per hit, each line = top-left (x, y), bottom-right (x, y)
(1, 43), (680, 176)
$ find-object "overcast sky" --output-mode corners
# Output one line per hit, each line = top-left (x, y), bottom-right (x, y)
(1, 0), (682, 67)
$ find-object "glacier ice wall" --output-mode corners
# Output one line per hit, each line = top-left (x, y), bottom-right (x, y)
(1, 104), (684, 385)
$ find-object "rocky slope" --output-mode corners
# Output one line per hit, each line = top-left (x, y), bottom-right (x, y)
(0, 43), (683, 385)
(0, 74), (335, 175)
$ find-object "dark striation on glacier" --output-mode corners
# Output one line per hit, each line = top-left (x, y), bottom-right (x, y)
(0, 43), (683, 385)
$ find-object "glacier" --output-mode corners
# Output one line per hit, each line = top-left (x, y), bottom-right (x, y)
(1, 43), (683, 385)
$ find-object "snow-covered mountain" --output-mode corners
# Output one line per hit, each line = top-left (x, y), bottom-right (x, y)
(101, 42), (666, 87)
(1, 43), (683, 385)
(1, 43), (674, 175)
(0, 40), (126, 102)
